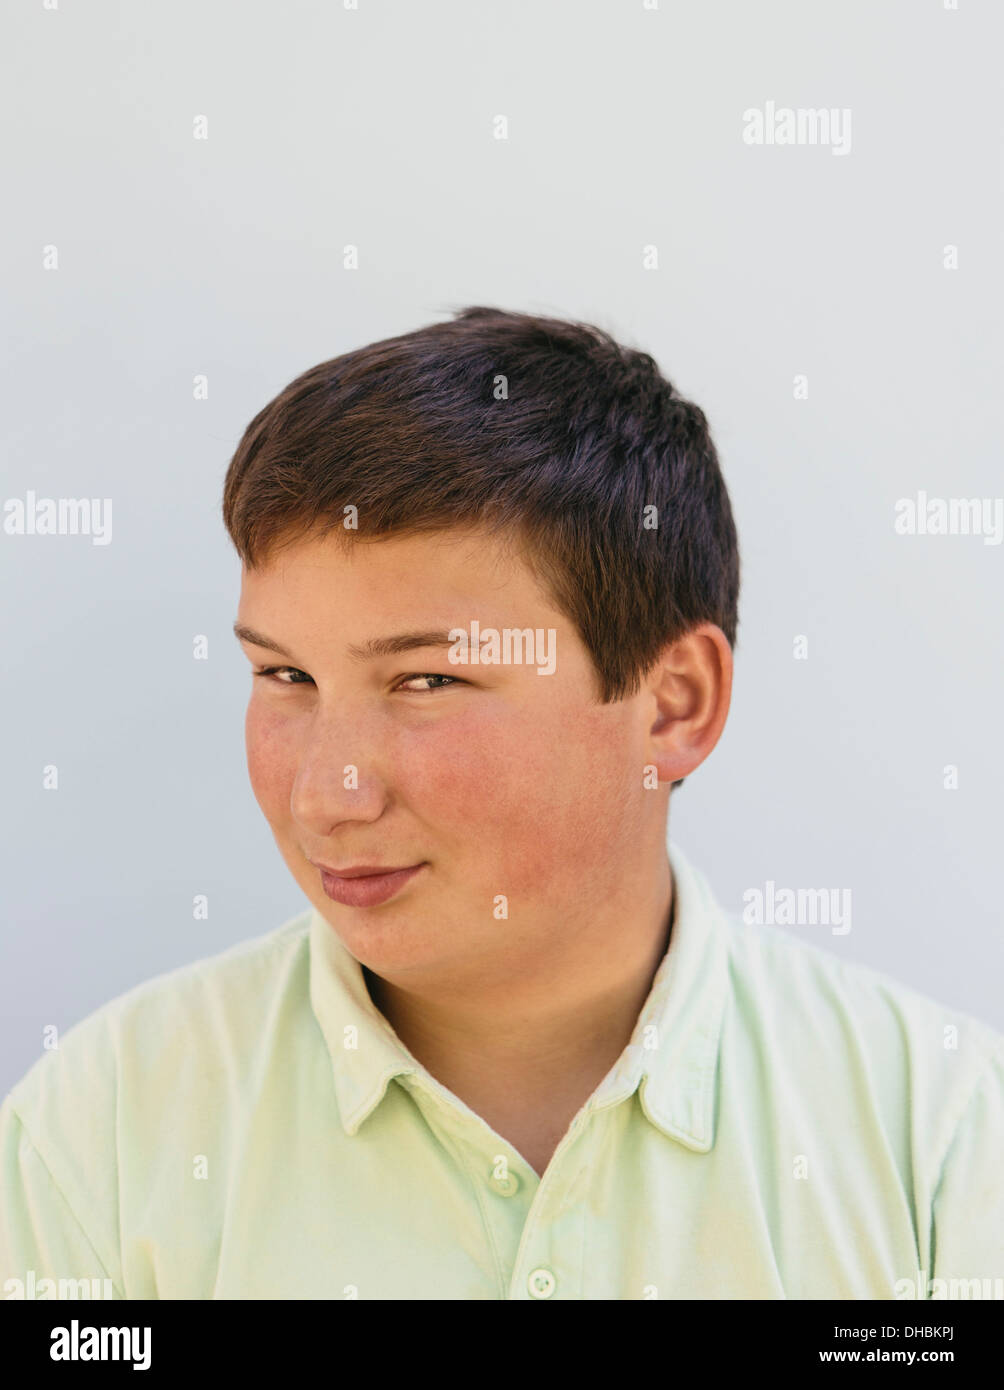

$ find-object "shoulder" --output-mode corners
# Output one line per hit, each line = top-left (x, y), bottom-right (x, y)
(714, 911), (1004, 1156)
(1, 909), (316, 1294)
(3, 907), (314, 1168)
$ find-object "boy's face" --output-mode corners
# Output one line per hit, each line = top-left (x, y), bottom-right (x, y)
(235, 525), (669, 987)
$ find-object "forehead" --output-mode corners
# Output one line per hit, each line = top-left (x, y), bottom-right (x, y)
(237, 525), (557, 621)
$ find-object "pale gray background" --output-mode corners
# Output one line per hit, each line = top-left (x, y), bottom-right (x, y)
(2, 0), (1001, 1095)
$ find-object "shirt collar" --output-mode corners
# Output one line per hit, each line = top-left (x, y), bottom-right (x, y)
(308, 839), (730, 1153)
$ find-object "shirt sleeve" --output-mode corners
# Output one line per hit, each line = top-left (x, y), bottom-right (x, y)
(0, 1094), (125, 1300)
(929, 1042), (1004, 1288)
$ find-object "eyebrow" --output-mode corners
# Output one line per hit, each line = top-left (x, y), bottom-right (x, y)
(232, 622), (468, 663)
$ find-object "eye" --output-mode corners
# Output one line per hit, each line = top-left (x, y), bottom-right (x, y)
(252, 665), (313, 685)
(394, 672), (464, 694)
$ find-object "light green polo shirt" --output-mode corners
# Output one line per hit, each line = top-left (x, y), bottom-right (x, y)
(2, 841), (1002, 1300)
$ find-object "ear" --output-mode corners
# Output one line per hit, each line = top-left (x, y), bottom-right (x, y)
(645, 624), (733, 784)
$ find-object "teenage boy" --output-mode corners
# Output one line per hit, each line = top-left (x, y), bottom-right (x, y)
(2, 307), (1001, 1299)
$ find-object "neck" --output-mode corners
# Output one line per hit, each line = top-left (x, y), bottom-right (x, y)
(363, 855), (675, 1107)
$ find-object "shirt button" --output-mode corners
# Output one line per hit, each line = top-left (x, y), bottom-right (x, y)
(527, 1267), (556, 1299)
(491, 1171), (520, 1197)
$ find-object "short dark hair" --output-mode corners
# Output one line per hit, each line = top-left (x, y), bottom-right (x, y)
(222, 306), (740, 788)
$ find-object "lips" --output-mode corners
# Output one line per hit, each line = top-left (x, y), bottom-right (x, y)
(317, 864), (412, 879)
(313, 861), (426, 908)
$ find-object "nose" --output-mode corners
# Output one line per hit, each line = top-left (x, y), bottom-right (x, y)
(289, 708), (389, 837)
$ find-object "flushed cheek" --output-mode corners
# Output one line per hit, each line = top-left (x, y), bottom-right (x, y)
(245, 701), (299, 821)
(496, 717), (644, 900)
(410, 717), (612, 899)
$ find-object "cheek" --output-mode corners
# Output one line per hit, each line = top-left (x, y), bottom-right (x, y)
(245, 699), (297, 816)
(414, 702), (641, 896)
